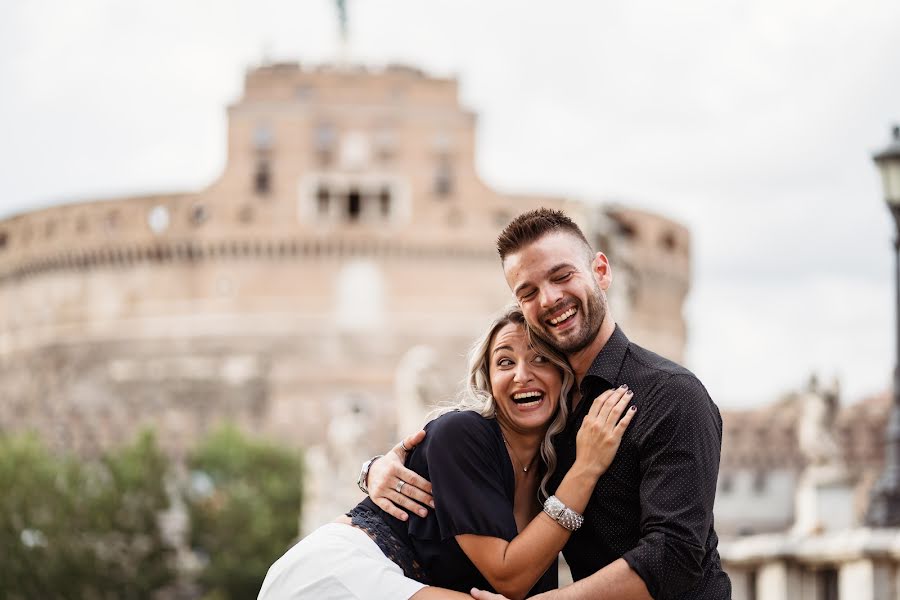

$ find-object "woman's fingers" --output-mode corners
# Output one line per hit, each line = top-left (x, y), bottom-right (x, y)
(386, 486), (430, 519)
(614, 405), (637, 435)
(587, 386), (620, 419)
(396, 466), (434, 499)
(605, 389), (633, 426)
(394, 429), (427, 459)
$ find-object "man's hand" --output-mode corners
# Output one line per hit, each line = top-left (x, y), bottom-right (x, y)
(367, 430), (434, 521)
(470, 589), (510, 600)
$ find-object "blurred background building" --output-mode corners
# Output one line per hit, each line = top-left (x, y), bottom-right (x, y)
(0, 59), (692, 532)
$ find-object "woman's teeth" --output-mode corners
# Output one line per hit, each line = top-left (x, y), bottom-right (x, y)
(512, 391), (543, 407)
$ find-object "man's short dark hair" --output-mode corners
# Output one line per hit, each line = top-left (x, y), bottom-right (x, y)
(496, 208), (593, 262)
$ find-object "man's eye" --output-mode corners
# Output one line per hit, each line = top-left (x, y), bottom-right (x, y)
(519, 290), (536, 301)
(554, 271), (574, 282)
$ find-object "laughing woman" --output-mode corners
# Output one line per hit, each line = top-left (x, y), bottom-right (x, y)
(258, 305), (635, 599)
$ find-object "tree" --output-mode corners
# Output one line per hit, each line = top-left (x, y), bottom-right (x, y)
(186, 425), (303, 600)
(0, 431), (176, 599)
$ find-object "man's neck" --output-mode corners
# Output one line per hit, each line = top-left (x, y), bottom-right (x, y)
(567, 315), (617, 385)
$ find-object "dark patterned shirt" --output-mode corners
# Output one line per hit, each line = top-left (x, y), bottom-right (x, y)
(551, 326), (731, 600)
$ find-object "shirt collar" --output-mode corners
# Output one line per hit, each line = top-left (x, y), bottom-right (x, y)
(580, 324), (630, 391)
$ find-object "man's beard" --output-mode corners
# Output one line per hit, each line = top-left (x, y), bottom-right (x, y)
(536, 286), (606, 355)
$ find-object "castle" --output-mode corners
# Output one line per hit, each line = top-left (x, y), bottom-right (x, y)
(0, 61), (690, 471)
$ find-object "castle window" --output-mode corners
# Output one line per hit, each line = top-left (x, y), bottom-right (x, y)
(375, 129), (396, 162)
(238, 205), (254, 224)
(718, 474), (734, 494)
(817, 568), (838, 600)
(255, 159), (271, 196)
(253, 124), (273, 150)
(433, 159), (454, 197)
(191, 204), (208, 226)
(347, 188), (362, 221)
(751, 470), (767, 494)
(317, 186), (330, 217)
(105, 210), (120, 232)
(147, 206), (170, 234)
(661, 231), (677, 252)
(315, 123), (336, 166)
(379, 187), (391, 217)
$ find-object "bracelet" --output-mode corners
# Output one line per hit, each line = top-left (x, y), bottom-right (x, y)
(357, 455), (383, 494)
(542, 495), (584, 532)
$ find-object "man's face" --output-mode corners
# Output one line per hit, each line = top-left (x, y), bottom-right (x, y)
(502, 232), (610, 355)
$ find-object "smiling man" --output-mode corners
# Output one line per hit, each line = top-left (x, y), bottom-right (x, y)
(367, 208), (731, 599)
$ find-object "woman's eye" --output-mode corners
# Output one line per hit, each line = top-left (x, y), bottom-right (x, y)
(497, 358), (514, 367)
(533, 355), (549, 364)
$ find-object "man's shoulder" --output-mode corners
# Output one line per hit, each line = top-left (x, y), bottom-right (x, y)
(626, 339), (697, 380)
(625, 340), (714, 408)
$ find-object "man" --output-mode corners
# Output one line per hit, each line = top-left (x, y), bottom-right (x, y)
(365, 208), (731, 599)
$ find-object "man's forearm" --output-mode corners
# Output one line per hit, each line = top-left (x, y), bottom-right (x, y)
(537, 559), (653, 600)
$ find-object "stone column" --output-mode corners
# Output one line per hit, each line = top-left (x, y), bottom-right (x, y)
(839, 559), (895, 600)
(757, 561), (803, 600)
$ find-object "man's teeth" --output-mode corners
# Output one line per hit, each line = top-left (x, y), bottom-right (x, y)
(550, 307), (577, 325)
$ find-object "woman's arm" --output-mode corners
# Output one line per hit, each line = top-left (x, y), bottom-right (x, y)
(456, 386), (635, 600)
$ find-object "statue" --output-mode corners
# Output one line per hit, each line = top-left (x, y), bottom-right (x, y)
(395, 345), (444, 437)
(796, 374), (842, 467)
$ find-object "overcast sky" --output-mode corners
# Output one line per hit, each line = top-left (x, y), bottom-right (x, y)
(2, 0), (899, 408)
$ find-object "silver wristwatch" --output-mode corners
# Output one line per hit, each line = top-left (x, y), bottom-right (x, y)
(542, 495), (584, 532)
(357, 455), (383, 494)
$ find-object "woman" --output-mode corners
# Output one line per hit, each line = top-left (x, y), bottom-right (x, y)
(258, 306), (635, 599)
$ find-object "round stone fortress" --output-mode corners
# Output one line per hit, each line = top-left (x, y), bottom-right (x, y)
(0, 62), (690, 473)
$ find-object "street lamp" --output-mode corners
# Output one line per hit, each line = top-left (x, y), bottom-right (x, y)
(866, 125), (900, 527)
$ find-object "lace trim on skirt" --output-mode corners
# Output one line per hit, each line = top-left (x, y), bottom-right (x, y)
(346, 504), (429, 584)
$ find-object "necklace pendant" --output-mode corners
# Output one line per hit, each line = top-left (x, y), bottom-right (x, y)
(523, 466), (528, 472)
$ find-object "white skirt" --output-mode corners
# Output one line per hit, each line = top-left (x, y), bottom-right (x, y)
(257, 523), (428, 600)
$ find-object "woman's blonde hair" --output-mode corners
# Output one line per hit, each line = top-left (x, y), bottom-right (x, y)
(435, 304), (574, 501)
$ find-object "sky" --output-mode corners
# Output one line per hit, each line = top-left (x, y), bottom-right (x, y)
(1, 0), (899, 408)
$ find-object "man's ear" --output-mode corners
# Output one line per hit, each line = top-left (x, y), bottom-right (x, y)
(591, 252), (612, 290)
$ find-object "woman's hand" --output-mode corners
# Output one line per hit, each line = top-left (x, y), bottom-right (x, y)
(574, 385), (636, 479)
(366, 430), (435, 521)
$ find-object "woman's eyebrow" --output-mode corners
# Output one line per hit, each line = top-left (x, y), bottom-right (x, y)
(492, 345), (514, 355)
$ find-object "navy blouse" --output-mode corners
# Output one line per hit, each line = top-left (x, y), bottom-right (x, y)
(358, 410), (557, 596)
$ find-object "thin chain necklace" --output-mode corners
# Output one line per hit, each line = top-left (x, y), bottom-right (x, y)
(501, 431), (538, 474)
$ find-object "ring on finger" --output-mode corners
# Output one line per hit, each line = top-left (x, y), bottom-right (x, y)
(396, 480), (406, 494)
(400, 440), (410, 452)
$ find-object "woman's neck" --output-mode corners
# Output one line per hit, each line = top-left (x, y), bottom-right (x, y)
(499, 423), (544, 473)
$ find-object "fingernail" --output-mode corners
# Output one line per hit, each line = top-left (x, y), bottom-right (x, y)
(400, 514), (408, 521)
(626, 390), (634, 396)
(430, 501), (436, 508)
(629, 405), (637, 411)
(418, 509), (427, 517)
(619, 384), (627, 390)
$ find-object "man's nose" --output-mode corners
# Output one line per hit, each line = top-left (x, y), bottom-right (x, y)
(538, 285), (561, 309)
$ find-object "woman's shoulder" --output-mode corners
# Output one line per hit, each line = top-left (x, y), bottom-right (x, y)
(424, 409), (496, 440)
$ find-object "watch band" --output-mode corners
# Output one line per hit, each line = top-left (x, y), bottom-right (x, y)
(542, 495), (584, 532)
(357, 455), (383, 494)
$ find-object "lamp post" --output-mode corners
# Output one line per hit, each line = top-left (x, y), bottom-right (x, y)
(866, 125), (900, 527)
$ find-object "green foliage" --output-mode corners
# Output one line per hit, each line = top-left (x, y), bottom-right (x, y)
(186, 425), (303, 600)
(0, 431), (176, 599)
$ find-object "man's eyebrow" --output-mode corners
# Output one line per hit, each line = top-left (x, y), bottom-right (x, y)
(548, 262), (575, 275)
(492, 345), (513, 355)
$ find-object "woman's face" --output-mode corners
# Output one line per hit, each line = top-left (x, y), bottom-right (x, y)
(488, 322), (562, 436)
